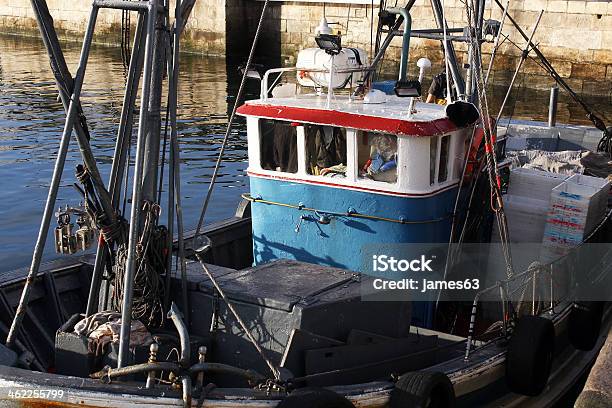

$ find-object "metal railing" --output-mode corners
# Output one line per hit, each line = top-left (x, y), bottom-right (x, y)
(463, 210), (612, 360)
(260, 66), (374, 100)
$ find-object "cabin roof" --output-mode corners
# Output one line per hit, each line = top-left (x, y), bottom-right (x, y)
(237, 95), (459, 137)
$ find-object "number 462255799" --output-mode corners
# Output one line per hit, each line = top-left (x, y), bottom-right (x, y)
(7, 388), (65, 399)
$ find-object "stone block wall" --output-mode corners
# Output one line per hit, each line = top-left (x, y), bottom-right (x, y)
(262, 0), (612, 95)
(0, 0), (246, 56)
(0, 0), (610, 95)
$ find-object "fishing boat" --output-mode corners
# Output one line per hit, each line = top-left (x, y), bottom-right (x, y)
(0, 0), (610, 407)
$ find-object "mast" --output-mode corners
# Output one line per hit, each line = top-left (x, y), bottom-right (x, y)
(115, 1), (154, 368)
(429, 0), (466, 99)
(6, 0), (194, 370)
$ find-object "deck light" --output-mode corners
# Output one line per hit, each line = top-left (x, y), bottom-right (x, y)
(315, 17), (333, 35)
(238, 63), (265, 81)
(315, 34), (342, 55)
(394, 80), (422, 98)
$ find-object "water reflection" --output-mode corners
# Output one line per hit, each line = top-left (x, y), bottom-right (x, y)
(0, 33), (610, 271)
(0, 34), (255, 270)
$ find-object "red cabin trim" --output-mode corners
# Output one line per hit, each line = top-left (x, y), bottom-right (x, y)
(237, 103), (459, 136)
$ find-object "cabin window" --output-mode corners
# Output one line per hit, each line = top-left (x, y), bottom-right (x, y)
(357, 132), (398, 183)
(305, 125), (347, 177)
(430, 137), (438, 185)
(259, 119), (298, 173)
(429, 135), (451, 185)
(438, 135), (450, 183)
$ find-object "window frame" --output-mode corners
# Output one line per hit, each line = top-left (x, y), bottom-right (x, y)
(355, 130), (400, 186)
(437, 134), (450, 184)
(248, 118), (411, 193)
(303, 125), (350, 179)
(429, 134), (453, 187)
(258, 118), (300, 174)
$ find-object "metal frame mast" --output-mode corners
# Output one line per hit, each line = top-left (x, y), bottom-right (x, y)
(6, 0), (196, 370)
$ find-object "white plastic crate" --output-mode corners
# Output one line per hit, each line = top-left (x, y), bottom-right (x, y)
(548, 174), (610, 238)
(540, 174), (610, 262)
(493, 195), (550, 243)
(507, 168), (568, 201)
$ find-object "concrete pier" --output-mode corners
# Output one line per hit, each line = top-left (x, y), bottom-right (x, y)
(575, 326), (612, 408)
(0, 0), (611, 94)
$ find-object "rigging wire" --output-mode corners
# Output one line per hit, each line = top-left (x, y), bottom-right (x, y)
(157, 26), (176, 209)
(157, 102), (171, 209)
(491, 0), (611, 157)
(193, 0), (272, 237)
(370, 0), (374, 58)
(440, 0), (453, 104)
(346, 4), (351, 34)
(462, 0), (514, 278)
(121, 9), (131, 73)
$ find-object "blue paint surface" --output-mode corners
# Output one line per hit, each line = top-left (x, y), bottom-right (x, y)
(249, 176), (457, 327)
(371, 80), (397, 95)
(250, 176), (456, 270)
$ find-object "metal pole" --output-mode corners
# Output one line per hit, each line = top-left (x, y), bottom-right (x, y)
(118, 0), (158, 368)
(387, 7), (412, 83)
(468, 0), (485, 106)
(495, 9), (544, 125)
(163, 34), (176, 313)
(5, 5), (100, 348)
(165, 2), (190, 327)
(326, 55), (334, 109)
(463, 0), (479, 103)
(465, 46), (473, 101)
(171, 134), (189, 329)
(141, 2), (167, 203)
(476, 0), (485, 35)
(484, 0), (509, 87)
(29, 0), (116, 228)
(548, 86), (559, 128)
(429, 0), (466, 98)
(87, 11), (147, 316)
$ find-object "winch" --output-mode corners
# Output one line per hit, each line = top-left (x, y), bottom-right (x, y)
(54, 205), (96, 254)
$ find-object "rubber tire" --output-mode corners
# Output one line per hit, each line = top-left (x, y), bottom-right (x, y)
(389, 371), (455, 408)
(505, 315), (555, 396)
(569, 301), (604, 351)
(277, 387), (354, 408)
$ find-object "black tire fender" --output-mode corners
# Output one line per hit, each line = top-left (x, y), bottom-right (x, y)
(389, 371), (456, 408)
(505, 315), (555, 396)
(568, 301), (604, 351)
(277, 387), (354, 408)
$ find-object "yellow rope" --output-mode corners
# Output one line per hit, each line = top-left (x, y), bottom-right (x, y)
(241, 193), (449, 225)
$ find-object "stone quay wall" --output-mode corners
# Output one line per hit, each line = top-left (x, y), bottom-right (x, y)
(0, 0), (611, 95)
(262, 0), (612, 95)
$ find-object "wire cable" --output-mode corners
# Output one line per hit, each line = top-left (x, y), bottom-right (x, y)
(194, 0), (272, 237)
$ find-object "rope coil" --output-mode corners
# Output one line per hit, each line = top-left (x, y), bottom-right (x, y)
(112, 201), (167, 328)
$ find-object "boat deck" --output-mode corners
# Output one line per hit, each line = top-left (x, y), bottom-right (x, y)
(238, 94), (459, 136)
(247, 94), (446, 121)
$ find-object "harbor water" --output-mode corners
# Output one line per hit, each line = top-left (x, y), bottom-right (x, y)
(0, 33), (611, 271)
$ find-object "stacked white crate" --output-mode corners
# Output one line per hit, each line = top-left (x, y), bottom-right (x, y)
(492, 168), (568, 243)
(540, 174), (611, 262)
(507, 168), (569, 201)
